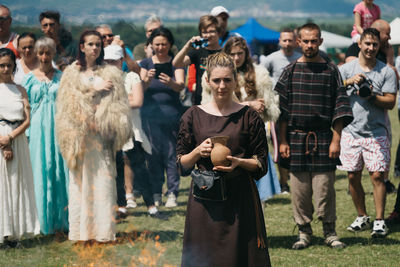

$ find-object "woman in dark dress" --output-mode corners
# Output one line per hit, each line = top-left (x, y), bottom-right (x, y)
(176, 52), (271, 267)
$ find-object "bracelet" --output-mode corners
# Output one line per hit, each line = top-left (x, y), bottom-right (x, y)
(368, 94), (377, 104)
(8, 134), (13, 144)
(343, 79), (347, 87)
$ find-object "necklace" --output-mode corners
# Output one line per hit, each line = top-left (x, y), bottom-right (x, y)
(86, 67), (96, 82)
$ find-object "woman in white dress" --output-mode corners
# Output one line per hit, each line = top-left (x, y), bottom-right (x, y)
(14, 32), (38, 85)
(0, 48), (39, 248)
(56, 30), (132, 243)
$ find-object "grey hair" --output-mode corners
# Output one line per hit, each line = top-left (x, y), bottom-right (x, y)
(145, 14), (162, 30)
(95, 24), (112, 32)
(34, 36), (57, 55)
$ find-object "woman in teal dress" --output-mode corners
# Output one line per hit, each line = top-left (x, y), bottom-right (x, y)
(22, 37), (69, 234)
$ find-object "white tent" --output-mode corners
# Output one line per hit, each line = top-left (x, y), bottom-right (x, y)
(389, 17), (400, 45)
(320, 30), (353, 52)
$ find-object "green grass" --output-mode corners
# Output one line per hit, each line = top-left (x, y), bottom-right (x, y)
(1, 109), (400, 266)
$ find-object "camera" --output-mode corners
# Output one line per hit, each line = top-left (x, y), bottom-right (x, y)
(191, 38), (208, 49)
(356, 77), (373, 97)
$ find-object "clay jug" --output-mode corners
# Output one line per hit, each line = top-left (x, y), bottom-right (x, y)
(210, 136), (231, 166)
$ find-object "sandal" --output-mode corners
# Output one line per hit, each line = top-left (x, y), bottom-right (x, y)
(292, 232), (311, 250)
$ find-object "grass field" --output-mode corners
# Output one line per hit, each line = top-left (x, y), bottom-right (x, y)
(1, 111), (400, 266)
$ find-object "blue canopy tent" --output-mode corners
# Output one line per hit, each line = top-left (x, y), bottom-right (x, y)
(231, 18), (280, 56)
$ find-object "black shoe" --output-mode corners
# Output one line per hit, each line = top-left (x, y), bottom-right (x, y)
(386, 211), (400, 225)
(0, 243), (11, 250)
(4, 240), (22, 249)
(149, 211), (169, 221)
(280, 183), (290, 194)
(385, 180), (397, 194)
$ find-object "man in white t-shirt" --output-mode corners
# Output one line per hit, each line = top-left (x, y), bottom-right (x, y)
(260, 28), (301, 86)
(339, 28), (397, 237)
(260, 28), (301, 194)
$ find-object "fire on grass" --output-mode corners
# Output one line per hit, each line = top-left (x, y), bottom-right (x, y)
(67, 226), (176, 267)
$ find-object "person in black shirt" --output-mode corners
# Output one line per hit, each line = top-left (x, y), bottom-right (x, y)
(172, 15), (222, 105)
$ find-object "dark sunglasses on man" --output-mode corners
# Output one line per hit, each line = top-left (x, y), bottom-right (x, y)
(0, 16), (10, 22)
(102, 34), (114, 39)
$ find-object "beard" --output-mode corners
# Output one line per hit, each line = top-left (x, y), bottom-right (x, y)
(303, 49), (319, 59)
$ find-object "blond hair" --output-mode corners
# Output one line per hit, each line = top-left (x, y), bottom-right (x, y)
(206, 52), (237, 81)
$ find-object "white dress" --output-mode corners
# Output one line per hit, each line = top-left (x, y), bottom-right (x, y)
(68, 133), (117, 242)
(0, 83), (40, 243)
(68, 76), (117, 242)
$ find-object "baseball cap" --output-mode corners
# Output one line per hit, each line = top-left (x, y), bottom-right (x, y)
(104, 44), (124, 60)
(210, 6), (229, 17)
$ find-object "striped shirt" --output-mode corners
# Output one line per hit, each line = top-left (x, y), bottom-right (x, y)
(275, 61), (353, 172)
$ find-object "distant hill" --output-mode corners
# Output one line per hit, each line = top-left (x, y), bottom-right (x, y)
(4, 0), (399, 24)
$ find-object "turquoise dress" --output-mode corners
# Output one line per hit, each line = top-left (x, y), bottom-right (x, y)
(22, 70), (69, 234)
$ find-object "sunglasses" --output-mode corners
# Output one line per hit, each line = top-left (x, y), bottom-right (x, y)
(102, 34), (114, 39)
(0, 16), (10, 21)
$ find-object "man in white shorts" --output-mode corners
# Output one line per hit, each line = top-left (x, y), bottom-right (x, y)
(339, 28), (397, 237)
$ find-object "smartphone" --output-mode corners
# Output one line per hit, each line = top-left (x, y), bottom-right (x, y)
(155, 63), (173, 79)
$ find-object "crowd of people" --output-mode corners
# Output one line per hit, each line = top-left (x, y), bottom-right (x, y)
(1, 1), (400, 265)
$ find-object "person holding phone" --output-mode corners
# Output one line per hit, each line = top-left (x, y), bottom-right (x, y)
(140, 27), (185, 208)
(172, 15), (222, 105)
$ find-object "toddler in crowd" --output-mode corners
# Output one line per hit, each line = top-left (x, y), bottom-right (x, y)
(351, 0), (380, 42)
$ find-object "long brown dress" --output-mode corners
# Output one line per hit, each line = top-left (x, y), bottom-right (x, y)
(177, 105), (271, 267)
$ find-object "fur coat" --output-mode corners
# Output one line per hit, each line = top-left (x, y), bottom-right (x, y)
(201, 64), (280, 122)
(56, 62), (133, 169)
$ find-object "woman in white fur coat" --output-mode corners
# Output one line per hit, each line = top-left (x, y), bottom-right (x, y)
(55, 30), (132, 243)
(202, 37), (281, 200)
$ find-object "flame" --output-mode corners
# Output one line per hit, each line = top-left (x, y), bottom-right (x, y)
(69, 230), (176, 267)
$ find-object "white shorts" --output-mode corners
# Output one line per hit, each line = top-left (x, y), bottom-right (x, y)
(338, 131), (390, 172)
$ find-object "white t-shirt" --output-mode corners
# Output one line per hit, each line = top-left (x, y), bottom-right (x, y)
(339, 59), (397, 138)
(259, 50), (301, 86)
(121, 72), (152, 154)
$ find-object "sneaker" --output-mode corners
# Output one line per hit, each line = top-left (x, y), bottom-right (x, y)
(347, 216), (371, 232)
(385, 180), (397, 194)
(386, 211), (400, 225)
(165, 192), (177, 208)
(292, 232), (311, 250)
(116, 207), (128, 221)
(371, 220), (388, 237)
(126, 197), (137, 209)
(280, 183), (290, 195)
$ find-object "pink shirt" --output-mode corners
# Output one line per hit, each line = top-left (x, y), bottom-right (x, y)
(351, 2), (381, 37)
